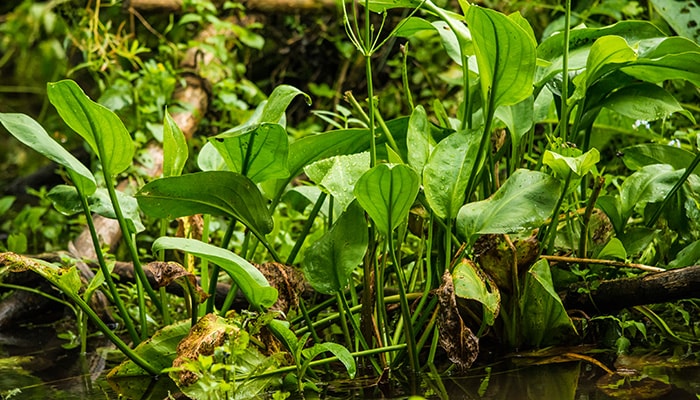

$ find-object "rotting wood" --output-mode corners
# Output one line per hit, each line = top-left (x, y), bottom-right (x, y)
(561, 265), (700, 314)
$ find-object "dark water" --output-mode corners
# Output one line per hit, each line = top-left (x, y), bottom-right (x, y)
(1, 326), (699, 399)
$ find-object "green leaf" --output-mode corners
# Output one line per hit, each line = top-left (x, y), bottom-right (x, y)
(0, 113), (96, 196)
(453, 259), (500, 326)
(153, 237), (278, 309)
(456, 169), (561, 240)
(668, 240), (700, 269)
(621, 144), (698, 173)
(48, 186), (145, 233)
(622, 38), (700, 86)
(108, 320), (191, 377)
(423, 129), (480, 220)
(162, 109), (188, 177)
(47, 80), (134, 175)
(260, 85), (311, 124)
(619, 164), (683, 221)
(304, 152), (370, 211)
(197, 142), (228, 172)
(136, 171), (273, 236)
(210, 123), (290, 183)
(354, 164), (420, 236)
(536, 21), (665, 87)
(394, 16), (435, 38)
(302, 343), (356, 379)
(597, 238), (627, 260)
(301, 202), (368, 294)
(465, 6), (536, 110)
(407, 105), (435, 173)
(585, 35), (637, 88)
(365, 0), (421, 12)
(519, 259), (575, 347)
(494, 96), (534, 151)
(543, 148), (600, 179)
(601, 83), (695, 123)
(649, 0), (700, 44)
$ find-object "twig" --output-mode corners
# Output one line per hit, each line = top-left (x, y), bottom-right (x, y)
(541, 255), (665, 273)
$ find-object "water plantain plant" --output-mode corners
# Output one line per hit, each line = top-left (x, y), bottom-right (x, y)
(1, 0), (700, 397)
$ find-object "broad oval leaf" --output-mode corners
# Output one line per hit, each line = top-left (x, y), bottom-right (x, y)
(301, 202), (368, 294)
(354, 164), (420, 236)
(536, 21), (665, 87)
(136, 171), (273, 235)
(619, 164), (683, 221)
(621, 144), (697, 173)
(622, 37), (700, 86)
(465, 6), (536, 110)
(304, 152), (370, 211)
(0, 113), (96, 196)
(601, 82), (695, 123)
(47, 80), (134, 175)
(584, 35), (637, 88)
(457, 169), (561, 241)
(423, 129), (480, 220)
(210, 123), (290, 184)
(162, 109), (188, 177)
(152, 237), (278, 309)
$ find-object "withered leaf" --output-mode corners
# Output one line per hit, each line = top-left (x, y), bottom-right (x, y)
(172, 313), (235, 385)
(145, 261), (208, 303)
(256, 262), (306, 314)
(437, 269), (479, 370)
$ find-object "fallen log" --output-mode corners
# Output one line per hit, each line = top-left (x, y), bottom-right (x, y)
(560, 265), (700, 314)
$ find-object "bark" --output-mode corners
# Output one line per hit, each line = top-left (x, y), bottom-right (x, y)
(561, 265), (700, 314)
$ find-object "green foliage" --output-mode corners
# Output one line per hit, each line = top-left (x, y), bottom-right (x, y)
(2, 0), (700, 397)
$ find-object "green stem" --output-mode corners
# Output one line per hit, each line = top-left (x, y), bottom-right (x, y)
(389, 232), (419, 371)
(545, 170), (573, 254)
(102, 178), (162, 316)
(335, 291), (354, 350)
(560, 0), (572, 142)
(206, 220), (237, 313)
(286, 193), (326, 265)
(70, 290), (159, 375)
(78, 193), (140, 344)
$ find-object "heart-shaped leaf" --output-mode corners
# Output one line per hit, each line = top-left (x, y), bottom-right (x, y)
(354, 164), (420, 236)
(210, 123), (290, 183)
(304, 152), (370, 211)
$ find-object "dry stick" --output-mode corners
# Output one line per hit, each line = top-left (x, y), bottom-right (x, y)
(541, 255), (665, 273)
